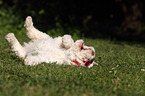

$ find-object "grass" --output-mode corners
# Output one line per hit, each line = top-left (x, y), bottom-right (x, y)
(0, 13), (145, 95)
(1, 31), (145, 96)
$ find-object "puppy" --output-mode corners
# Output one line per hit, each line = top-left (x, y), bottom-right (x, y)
(5, 16), (96, 68)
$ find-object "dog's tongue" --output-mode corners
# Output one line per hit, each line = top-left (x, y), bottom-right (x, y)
(73, 61), (80, 65)
(73, 60), (91, 66)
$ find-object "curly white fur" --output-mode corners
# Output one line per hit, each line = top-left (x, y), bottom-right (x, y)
(5, 16), (96, 68)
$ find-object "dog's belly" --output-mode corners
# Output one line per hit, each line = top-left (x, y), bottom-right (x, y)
(25, 38), (66, 63)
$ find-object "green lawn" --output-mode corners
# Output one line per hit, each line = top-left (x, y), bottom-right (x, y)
(0, 30), (145, 96)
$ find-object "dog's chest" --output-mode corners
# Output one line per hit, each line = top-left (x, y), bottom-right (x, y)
(25, 38), (67, 61)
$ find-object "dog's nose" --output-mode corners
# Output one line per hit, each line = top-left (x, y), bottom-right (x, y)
(84, 59), (94, 66)
(84, 60), (90, 66)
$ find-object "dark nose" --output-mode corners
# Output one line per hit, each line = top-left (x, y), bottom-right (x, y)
(85, 60), (90, 66)
(84, 59), (94, 66)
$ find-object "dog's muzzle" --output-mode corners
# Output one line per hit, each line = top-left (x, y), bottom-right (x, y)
(84, 59), (94, 66)
(73, 59), (94, 67)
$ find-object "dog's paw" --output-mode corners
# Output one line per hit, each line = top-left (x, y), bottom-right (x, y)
(24, 16), (33, 27)
(5, 33), (15, 42)
(62, 35), (74, 49)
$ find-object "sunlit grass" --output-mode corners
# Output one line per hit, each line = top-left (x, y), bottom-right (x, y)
(0, 30), (145, 96)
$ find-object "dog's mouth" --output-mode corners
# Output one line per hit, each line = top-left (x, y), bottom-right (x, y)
(73, 59), (94, 67)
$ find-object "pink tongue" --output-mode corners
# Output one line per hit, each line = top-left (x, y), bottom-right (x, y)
(73, 60), (91, 66)
(73, 61), (80, 65)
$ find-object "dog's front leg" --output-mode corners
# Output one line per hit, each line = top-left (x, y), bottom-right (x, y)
(62, 35), (74, 49)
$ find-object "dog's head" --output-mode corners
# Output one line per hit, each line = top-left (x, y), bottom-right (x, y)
(68, 40), (95, 68)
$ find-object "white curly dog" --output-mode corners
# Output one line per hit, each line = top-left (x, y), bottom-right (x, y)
(5, 16), (96, 68)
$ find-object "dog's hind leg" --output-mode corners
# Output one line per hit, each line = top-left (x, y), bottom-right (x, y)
(5, 33), (26, 58)
(24, 16), (50, 41)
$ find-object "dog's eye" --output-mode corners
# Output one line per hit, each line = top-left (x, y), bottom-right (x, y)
(81, 46), (83, 50)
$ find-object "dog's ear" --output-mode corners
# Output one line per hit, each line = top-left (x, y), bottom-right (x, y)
(73, 40), (84, 51)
